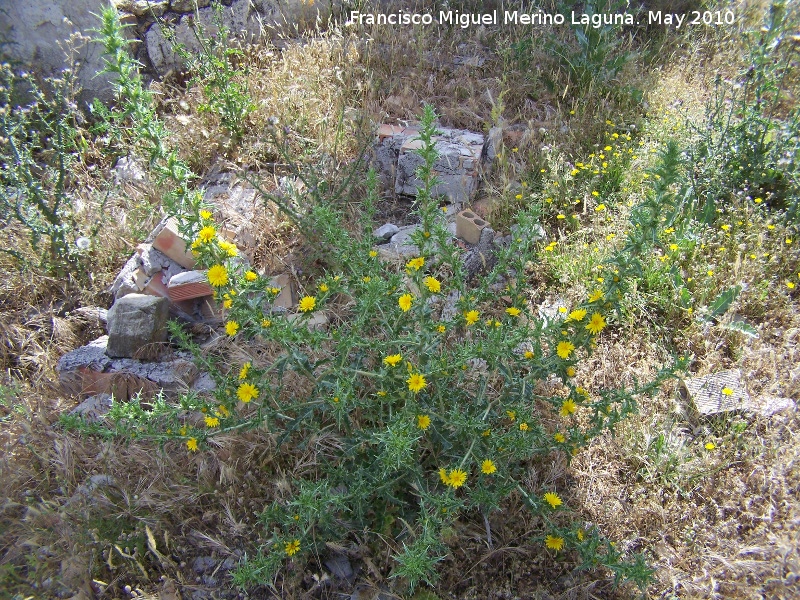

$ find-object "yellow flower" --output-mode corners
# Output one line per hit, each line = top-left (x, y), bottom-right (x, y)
(705, 441), (716, 450)
(464, 310), (479, 325)
(556, 341), (575, 360)
(566, 366), (576, 377)
(588, 289), (604, 303)
(299, 296), (317, 312)
(218, 240), (238, 257)
(204, 415), (220, 428)
(197, 226), (216, 243)
(447, 469), (467, 489)
(225, 321), (239, 336)
(545, 535), (564, 551)
(217, 405), (229, 418)
(319, 283), (329, 292)
(506, 307), (521, 317)
(585, 313), (606, 335)
(416, 415), (431, 430)
(207, 265), (229, 287)
(439, 468), (450, 485)
(524, 350), (534, 359)
(238, 362), (251, 379)
(788, 282), (796, 289)
(223, 299), (233, 309)
(200, 209), (213, 220)
(244, 271), (258, 282)
(543, 492), (562, 509)
(437, 324), (446, 333)
(576, 529), (585, 541)
(369, 250), (378, 257)
(424, 276), (441, 293)
(407, 373), (426, 393)
(186, 438), (198, 452)
(554, 432), (566, 443)
(237, 382), (259, 403)
(383, 354), (402, 367)
(721, 387), (733, 396)
(261, 318), (271, 328)
(567, 309), (586, 321)
(506, 410), (516, 421)
(560, 399), (577, 417)
(399, 293), (413, 312)
(481, 460), (497, 475)
(406, 257), (425, 271)
(519, 422), (529, 431)
(284, 539), (300, 556)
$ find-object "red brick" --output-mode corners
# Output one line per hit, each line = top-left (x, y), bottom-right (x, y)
(152, 217), (196, 269)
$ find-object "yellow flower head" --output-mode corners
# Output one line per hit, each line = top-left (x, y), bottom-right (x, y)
(217, 405), (229, 418)
(261, 318), (271, 328)
(519, 422), (529, 431)
(204, 415), (220, 428)
(481, 459), (497, 475)
(464, 310), (479, 326)
(543, 492), (562, 509)
(407, 373), (427, 393)
(560, 399), (577, 417)
(319, 283), (329, 292)
(284, 539), (300, 556)
(585, 312), (606, 335)
(218, 240), (238, 257)
(524, 350), (534, 359)
(566, 366), (576, 377)
(424, 276), (441, 293)
(369, 250), (378, 257)
(200, 209), (213, 220)
(244, 271), (258, 282)
(207, 265), (229, 287)
(545, 535), (564, 551)
(437, 324), (446, 333)
(223, 299), (233, 309)
(705, 441), (716, 450)
(556, 341), (575, 360)
(225, 321), (239, 336)
(721, 387), (733, 396)
(567, 309), (587, 321)
(237, 382), (259, 403)
(186, 438), (198, 452)
(588, 289), (604, 303)
(197, 226), (216, 244)
(506, 307), (521, 317)
(299, 296), (317, 313)
(439, 468), (450, 485)
(406, 257), (425, 271)
(383, 353), (402, 367)
(554, 432), (566, 443)
(447, 469), (467, 489)
(238, 362), (251, 380)
(416, 415), (431, 430)
(399, 293), (413, 312)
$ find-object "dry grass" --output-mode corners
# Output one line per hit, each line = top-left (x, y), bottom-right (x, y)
(2, 2), (799, 598)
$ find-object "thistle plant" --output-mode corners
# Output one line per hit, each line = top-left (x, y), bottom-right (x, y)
(65, 103), (677, 593)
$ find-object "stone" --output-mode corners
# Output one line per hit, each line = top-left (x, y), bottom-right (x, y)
(106, 294), (170, 358)
(268, 274), (295, 310)
(130, 1), (169, 17)
(377, 224), (422, 261)
(112, 156), (147, 183)
(170, 0), (212, 12)
(394, 127), (485, 203)
(373, 223), (400, 241)
(69, 393), (113, 422)
(287, 311), (328, 331)
(456, 209), (489, 245)
(324, 553), (353, 580)
(462, 226), (496, 279)
(151, 217), (196, 270)
(167, 270), (213, 302)
(57, 336), (199, 401)
(680, 370), (796, 417)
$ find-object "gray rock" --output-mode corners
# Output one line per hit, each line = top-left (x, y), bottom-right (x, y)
(129, 1), (170, 17)
(170, 0), (212, 12)
(324, 552), (353, 580)
(440, 290), (462, 322)
(113, 156), (147, 183)
(57, 336), (199, 401)
(377, 224), (421, 261)
(462, 226), (497, 279)
(192, 555), (218, 574)
(373, 223), (400, 241)
(106, 294), (170, 358)
(69, 393), (113, 422)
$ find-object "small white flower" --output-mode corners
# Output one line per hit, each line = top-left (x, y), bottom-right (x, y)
(76, 236), (91, 250)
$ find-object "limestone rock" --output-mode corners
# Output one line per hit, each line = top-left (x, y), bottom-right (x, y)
(57, 336), (199, 401)
(106, 294), (170, 358)
(373, 223), (400, 241)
